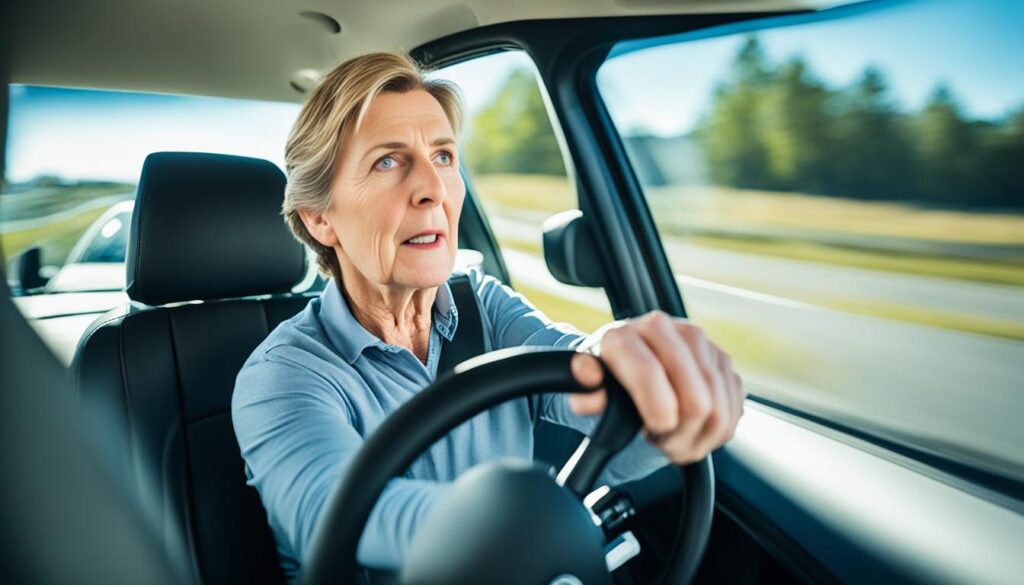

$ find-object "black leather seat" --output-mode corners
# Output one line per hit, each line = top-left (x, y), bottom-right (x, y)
(73, 152), (311, 584)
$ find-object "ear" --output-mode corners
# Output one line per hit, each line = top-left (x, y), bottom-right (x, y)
(298, 208), (340, 248)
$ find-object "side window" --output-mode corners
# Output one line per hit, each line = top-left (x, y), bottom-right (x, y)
(433, 51), (613, 332)
(597, 0), (1024, 482)
(2, 86), (303, 298)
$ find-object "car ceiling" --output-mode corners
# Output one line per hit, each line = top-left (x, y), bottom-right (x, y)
(6, 0), (859, 104)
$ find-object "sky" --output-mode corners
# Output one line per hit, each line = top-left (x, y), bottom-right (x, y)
(5, 87), (302, 183)
(599, 0), (1024, 136)
(5, 0), (1021, 183)
(3, 50), (533, 184)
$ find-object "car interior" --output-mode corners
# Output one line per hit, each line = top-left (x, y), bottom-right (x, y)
(2, 0), (1022, 583)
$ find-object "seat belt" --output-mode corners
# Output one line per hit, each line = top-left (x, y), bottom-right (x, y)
(435, 272), (548, 441)
(438, 273), (486, 374)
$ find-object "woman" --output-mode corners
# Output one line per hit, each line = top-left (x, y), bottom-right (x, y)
(232, 51), (744, 580)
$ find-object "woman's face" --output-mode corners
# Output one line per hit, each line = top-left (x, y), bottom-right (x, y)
(312, 89), (465, 291)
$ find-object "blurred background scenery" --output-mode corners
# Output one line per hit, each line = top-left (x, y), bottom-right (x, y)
(2, 0), (1021, 484)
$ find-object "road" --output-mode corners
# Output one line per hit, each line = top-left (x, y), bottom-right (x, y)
(0, 194), (130, 233)
(495, 221), (1024, 484)
(489, 214), (1024, 325)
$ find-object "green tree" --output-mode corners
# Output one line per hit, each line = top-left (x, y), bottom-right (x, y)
(831, 67), (913, 200)
(982, 106), (1024, 208)
(463, 68), (566, 176)
(760, 57), (836, 193)
(697, 36), (774, 189)
(913, 85), (980, 206)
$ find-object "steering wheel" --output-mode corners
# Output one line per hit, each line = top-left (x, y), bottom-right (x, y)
(299, 348), (714, 585)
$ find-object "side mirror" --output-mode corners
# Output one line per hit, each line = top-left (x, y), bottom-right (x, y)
(542, 210), (607, 288)
(10, 247), (50, 294)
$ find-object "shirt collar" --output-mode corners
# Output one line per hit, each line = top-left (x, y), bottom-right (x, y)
(318, 278), (459, 365)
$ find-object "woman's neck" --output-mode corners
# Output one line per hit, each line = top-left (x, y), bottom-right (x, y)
(339, 274), (436, 364)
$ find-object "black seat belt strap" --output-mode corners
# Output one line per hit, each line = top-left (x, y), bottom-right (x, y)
(438, 273), (486, 375)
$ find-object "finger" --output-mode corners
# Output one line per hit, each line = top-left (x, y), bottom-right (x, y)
(675, 322), (717, 389)
(600, 326), (679, 434)
(568, 353), (607, 415)
(691, 345), (731, 456)
(634, 313), (712, 449)
(571, 352), (605, 388)
(717, 347), (742, 434)
(727, 364), (746, 435)
(646, 430), (706, 465)
(568, 389), (607, 416)
(652, 323), (731, 460)
(643, 353), (718, 463)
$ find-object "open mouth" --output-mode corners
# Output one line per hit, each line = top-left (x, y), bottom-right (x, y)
(402, 232), (443, 248)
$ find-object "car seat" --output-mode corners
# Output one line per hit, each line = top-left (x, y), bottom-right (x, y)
(72, 152), (310, 584)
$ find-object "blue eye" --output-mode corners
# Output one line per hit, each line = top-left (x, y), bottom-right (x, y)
(375, 156), (398, 170)
(436, 151), (453, 165)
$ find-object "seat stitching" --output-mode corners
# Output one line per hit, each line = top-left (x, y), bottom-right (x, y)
(164, 310), (206, 583)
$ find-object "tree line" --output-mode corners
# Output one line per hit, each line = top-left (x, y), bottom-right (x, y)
(696, 36), (1024, 209)
(460, 39), (1022, 210)
(462, 68), (567, 177)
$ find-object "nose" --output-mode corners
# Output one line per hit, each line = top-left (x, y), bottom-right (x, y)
(408, 153), (446, 209)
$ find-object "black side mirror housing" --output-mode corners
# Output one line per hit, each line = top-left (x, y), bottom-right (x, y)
(10, 246), (50, 294)
(542, 210), (607, 288)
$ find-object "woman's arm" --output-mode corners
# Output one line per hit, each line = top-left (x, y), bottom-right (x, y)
(232, 353), (449, 572)
(468, 269), (668, 481)
(469, 268), (743, 479)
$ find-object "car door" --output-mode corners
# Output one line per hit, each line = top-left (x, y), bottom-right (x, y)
(414, 0), (1024, 582)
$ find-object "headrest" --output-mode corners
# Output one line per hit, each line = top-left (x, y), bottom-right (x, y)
(126, 152), (307, 305)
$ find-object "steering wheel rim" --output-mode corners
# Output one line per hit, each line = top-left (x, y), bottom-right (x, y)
(299, 347), (714, 584)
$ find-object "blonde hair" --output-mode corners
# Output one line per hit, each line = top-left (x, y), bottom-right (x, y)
(282, 51), (464, 280)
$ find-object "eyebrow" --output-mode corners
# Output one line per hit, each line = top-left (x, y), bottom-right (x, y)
(362, 137), (456, 161)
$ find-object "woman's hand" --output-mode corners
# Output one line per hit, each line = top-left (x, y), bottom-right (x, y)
(569, 311), (745, 465)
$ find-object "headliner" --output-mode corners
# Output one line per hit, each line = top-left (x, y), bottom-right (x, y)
(5, 0), (859, 104)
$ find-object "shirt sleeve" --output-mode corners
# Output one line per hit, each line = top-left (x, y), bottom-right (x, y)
(232, 351), (449, 572)
(469, 268), (668, 483)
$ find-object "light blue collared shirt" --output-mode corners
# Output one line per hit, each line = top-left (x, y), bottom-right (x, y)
(232, 268), (664, 579)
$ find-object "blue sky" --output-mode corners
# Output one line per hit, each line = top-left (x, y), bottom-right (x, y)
(599, 0), (1024, 136)
(6, 0), (1021, 183)
(4, 50), (533, 184)
(5, 86), (301, 183)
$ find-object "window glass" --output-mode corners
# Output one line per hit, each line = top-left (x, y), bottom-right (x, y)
(2, 86), (303, 297)
(597, 0), (1024, 482)
(77, 208), (132, 264)
(433, 51), (613, 332)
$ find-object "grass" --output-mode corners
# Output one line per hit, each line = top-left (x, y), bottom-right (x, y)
(682, 234), (1024, 288)
(1, 206), (108, 265)
(474, 174), (1024, 246)
(473, 174), (1024, 289)
(823, 298), (1024, 341)
(645, 184), (1024, 245)
(473, 174), (576, 215)
(694, 315), (822, 385)
(2, 183), (135, 265)
(514, 283), (612, 334)
(497, 236), (543, 256)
